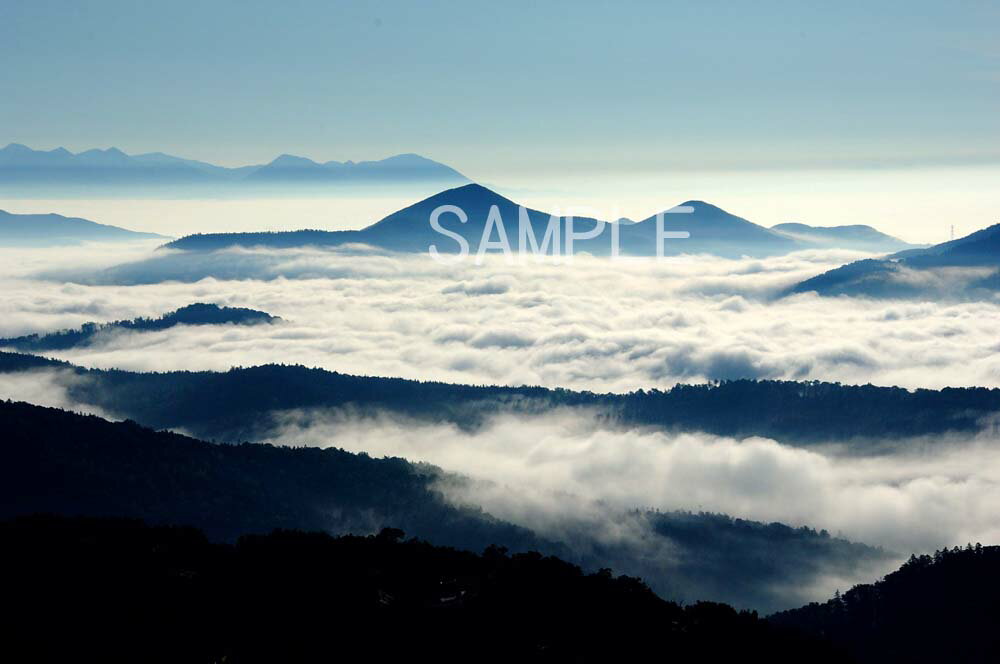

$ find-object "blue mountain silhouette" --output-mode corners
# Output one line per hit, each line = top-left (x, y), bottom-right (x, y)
(789, 223), (1000, 298)
(0, 143), (469, 192)
(0, 209), (167, 246)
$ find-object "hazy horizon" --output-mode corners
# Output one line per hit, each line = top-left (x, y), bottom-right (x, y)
(2, 160), (997, 243)
(4, 1), (999, 242)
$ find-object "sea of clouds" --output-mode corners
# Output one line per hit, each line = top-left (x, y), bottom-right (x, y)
(3, 241), (1000, 609)
(251, 408), (1000, 558)
(2, 243), (999, 391)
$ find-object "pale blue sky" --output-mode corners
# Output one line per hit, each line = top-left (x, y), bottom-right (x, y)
(2, 1), (999, 240)
(3, 1), (998, 172)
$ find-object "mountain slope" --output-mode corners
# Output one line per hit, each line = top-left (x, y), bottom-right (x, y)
(789, 223), (1000, 299)
(0, 209), (167, 246)
(0, 303), (278, 352)
(626, 200), (802, 257)
(0, 398), (889, 613)
(772, 222), (918, 253)
(355, 183), (608, 253)
(3, 515), (841, 664)
(772, 544), (1000, 663)
(0, 399), (548, 551)
(163, 183), (607, 253)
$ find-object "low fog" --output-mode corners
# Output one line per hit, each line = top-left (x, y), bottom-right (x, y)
(1, 243), (998, 391)
(255, 408), (1000, 557)
(3, 363), (998, 610)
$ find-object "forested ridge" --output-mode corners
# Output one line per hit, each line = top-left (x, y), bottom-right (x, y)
(2, 351), (997, 445)
(0, 398), (544, 551)
(1, 514), (842, 663)
(772, 544), (1000, 662)
(7, 513), (999, 663)
(0, 398), (888, 613)
(0, 303), (277, 352)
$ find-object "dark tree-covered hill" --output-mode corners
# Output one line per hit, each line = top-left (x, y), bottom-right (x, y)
(0, 399), (889, 613)
(771, 544), (1000, 663)
(0, 303), (278, 352)
(2, 515), (842, 663)
(0, 399), (543, 552)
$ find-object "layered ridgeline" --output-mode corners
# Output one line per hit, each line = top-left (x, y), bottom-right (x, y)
(790, 224), (1000, 299)
(3, 516), (843, 664)
(2, 353), (997, 447)
(0, 209), (167, 246)
(0, 142), (469, 194)
(160, 183), (917, 259)
(0, 399), (889, 614)
(0, 303), (279, 352)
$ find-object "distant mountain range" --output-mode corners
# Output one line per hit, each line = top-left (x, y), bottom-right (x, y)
(790, 223), (1000, 299)
(0, 143), (469, 194)
(0, 209), (167, 246)
(0, 303), (278, 352)
(164, 183), (918, 258)
(770, 222), (915, 253)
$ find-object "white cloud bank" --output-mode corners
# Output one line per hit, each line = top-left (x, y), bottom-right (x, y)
(257, 409), (1000, 558)
(1, 245), (998, 391)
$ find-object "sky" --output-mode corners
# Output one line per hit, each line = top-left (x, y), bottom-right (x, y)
(2, 0), (999, 239)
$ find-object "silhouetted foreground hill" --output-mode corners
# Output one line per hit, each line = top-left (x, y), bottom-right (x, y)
(0, 303), (278, 352)
(2, 515), (841, 664)
(790, 223), (1000, 299)
(0, 399), (888, 613)
(2, 352), (997, 446)
(0, 399), (542, 551)
(772, 545), (1000, 663)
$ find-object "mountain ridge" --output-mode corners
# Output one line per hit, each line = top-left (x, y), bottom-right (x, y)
(789, 223), (1000, 298)
(0, 303), (279, 352)
(0, 142), (470, 191)
(2, 351), (997, 447)
(162, 183), (892, 257)
(0, 209), (167, 246)
(0, 398), (890, 614)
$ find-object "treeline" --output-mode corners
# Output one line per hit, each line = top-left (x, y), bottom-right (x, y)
(0, 399), (545, 552)
(2, 514), (841, 663)
(2, 351), (998, 445)
(0, 303), (276, 351)
(645, 511), (889, 610)
(0, 399), (887, 613)
(771, 544), (1000, 663)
